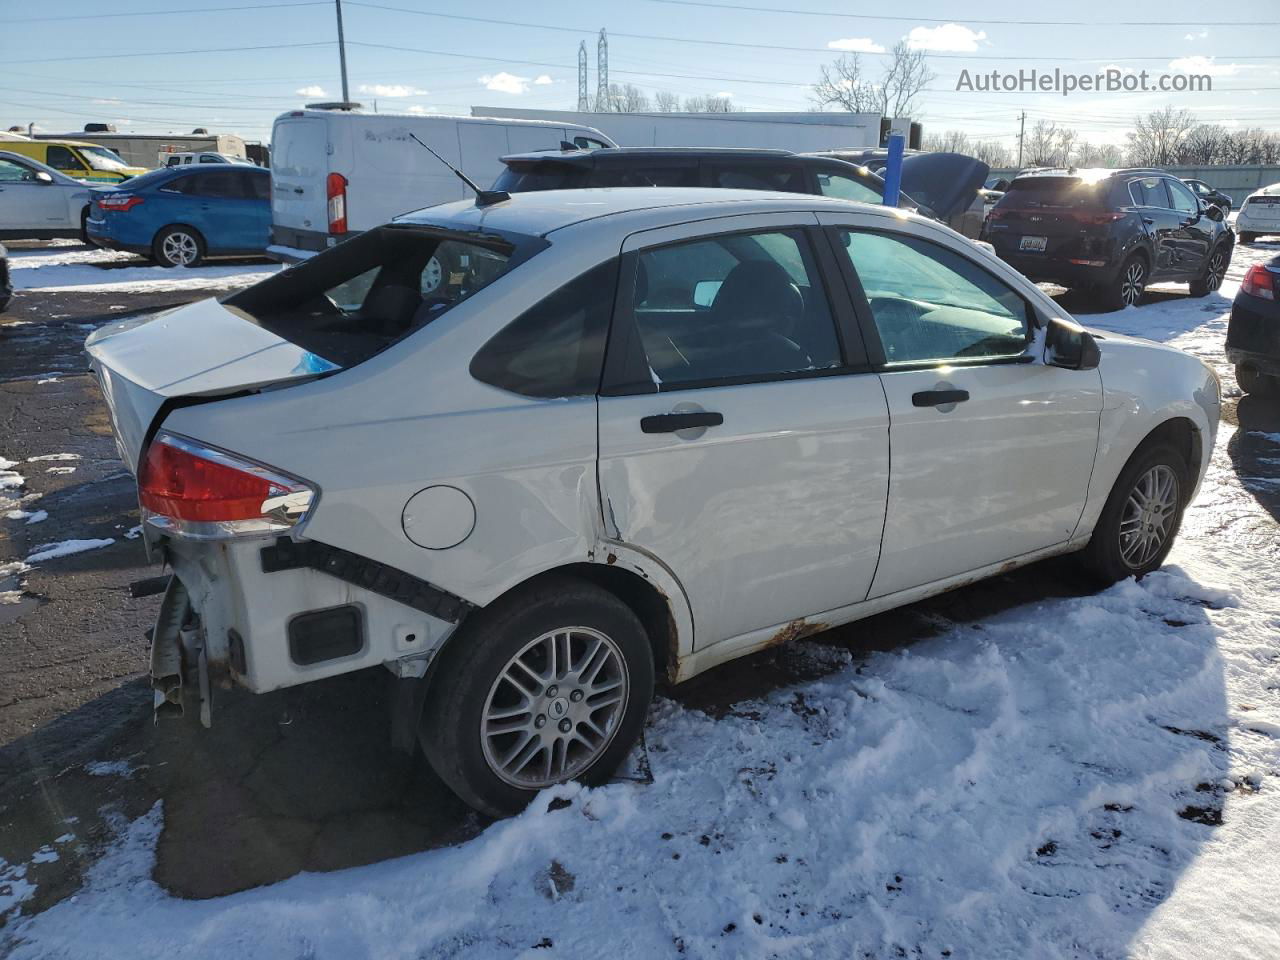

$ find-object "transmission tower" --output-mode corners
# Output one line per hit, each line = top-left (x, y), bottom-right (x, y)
(577, 41), (589, 111)
(597, 28), (609, 110)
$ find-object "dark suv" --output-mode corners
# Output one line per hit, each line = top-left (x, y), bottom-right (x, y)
(982, 168), (1233, 310)
(493, 147), (990, 238)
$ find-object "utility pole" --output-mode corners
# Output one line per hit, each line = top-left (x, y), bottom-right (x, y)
(1016, 111), (1026, 168)
(577, 41), (589, 112)
(335, 0), (351, 104)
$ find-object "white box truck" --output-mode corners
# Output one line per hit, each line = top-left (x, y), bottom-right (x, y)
(267, 109), (615, 262)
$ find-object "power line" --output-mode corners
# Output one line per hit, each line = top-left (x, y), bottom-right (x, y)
(8, 1), (327, 23)
(7, 41), (333, 66)
(343, 2), (1277, 62)
(641, 0), (1263, 28)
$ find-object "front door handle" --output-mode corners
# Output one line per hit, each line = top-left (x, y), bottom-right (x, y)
(912, 389), (969, 408)
(640, 411), (724, 433)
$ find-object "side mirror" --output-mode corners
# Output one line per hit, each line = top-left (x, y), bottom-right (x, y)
(1205, 204), (1224, 222)
(1044, 316), (1100, 371)
(34, 171), (54, 184)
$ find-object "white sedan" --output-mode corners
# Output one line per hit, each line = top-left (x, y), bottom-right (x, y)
(0, 149), (102, 241)
(1236, 182), (1280, 244)
(86, 188), (1221, 816)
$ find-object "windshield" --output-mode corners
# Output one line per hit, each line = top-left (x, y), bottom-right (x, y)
(78, 145), (133, 172)
(223, 224), (542, 367)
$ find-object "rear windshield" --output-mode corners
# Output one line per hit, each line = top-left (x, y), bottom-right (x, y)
(1001, 177), (1107, 208)
(493, 163), (588, 193)
(223, 224), (544, 367)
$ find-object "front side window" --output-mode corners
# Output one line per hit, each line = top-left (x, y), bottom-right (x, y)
(0, 158), (35, 182)
(471, 260), (618, 397)
(224, 224), (529, 368)
(629, 229), (841, 388)
(45, 146), (83, 172)
(1167, 179), (1199, 215)
(838, 230), (1030, 364)
(817, 171), (882, 203)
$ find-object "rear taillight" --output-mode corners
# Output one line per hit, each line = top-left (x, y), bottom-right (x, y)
(326, 172), (348, 235)
(1069, 211), (1125, 225)
(98, 194), (143, 211)
(1242, 263), (1276, 301)
(138, 432), (315, 540)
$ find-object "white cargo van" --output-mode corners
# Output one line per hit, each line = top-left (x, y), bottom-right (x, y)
(267, 109), (615, 262)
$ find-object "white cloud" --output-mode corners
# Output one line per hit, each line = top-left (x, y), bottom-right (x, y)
(479, 72), (530, 95)
(904, 24), (987, 52)
(827, 37), (886, 54)
(1168, 55), (1243, 77)
(295, 85), (327, 98)
(533, 75), (554, 85)
(92, 98), (122, 106)
(357, 83), (429, 98)
(1183, 30), (1208, 40)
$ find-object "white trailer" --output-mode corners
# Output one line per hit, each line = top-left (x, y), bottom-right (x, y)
(472, 106), (903, 153)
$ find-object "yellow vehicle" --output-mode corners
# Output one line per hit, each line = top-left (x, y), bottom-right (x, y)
(2, 138), (148, 183)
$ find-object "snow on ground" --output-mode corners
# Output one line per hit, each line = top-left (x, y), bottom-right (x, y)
(6, 242), (1280, 959)
(25, 539), (115, 564)
(6, 241), (278, 293)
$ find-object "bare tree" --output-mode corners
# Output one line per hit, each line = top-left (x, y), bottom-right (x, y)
(812, 42), (933, 117)
(1182, 124), (1227, 164)
(1072, 140), (1124, 167)
(1024, 120), (1069, 166)
(681, 94), (736, 113)
(594, 83), (650, 113)
(653, 90), (681, 113)
(1125, 107), (1196, 166)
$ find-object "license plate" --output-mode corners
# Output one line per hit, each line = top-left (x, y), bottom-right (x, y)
(1019, 235), (1048, 252)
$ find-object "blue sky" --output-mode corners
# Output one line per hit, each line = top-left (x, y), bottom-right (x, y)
(3, 0), (1277, 149)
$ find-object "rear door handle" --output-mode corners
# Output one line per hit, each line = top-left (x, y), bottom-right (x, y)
(640, 412), (724, 433)
(293, 187), (304, 194)
(912, 389), (969, 408)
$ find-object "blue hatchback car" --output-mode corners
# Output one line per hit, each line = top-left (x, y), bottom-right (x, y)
(86, 165), (271, 267)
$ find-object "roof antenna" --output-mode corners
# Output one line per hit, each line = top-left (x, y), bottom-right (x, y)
(408, 133), (509, 207)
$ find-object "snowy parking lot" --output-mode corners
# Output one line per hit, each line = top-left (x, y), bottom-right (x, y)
(2, 239), (1279, 959)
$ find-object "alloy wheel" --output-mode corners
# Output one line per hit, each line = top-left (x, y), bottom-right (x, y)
(1118, 463), (1179, 569)
(1120, 260), (1145, 306)
(1204, 251), (1226, 290)
(481, 626), (630, 789)
(162, 231), (199, 266)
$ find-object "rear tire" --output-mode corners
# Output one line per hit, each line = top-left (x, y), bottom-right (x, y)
(1079, 442), (1188, 585)
(1236, 362), (1278, 397)
(419, 577), (654, 818)
(1238, 232), (1257, 245)
(1098, 254), (1146, 311)
(1189, 244), (1229, 297)
(152, 226), (205, 267)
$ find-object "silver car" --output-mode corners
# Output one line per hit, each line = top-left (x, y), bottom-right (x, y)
(0, 149), (100, 241)
(87, 188), (1219, 816)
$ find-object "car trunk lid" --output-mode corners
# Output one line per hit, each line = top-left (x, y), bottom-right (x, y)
(894, 152), (991, 220)
(986, 175), (1118, 257)
(85, 298), (334, 473)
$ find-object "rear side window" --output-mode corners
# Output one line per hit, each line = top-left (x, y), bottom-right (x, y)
(705, 163), (805, 193)
(471, 260), (618, 397)
(241, 172), (270, 200)
(187, 171), (243, 198)
(45, 146), (83, 172)
(1129, 178), (1170, 208)
(627, 229), (841, 389)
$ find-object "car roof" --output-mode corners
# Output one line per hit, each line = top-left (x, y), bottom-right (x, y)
(501, 146), (805, 165)
(395, 186), (907, 238)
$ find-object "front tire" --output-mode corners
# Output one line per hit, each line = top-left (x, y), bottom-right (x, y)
(1189, 245), (1229, 297)
(1098, 254), (1146, 311)
(152, 226), (204, 267)
(420, 577), (654, 818)
(1079, 443), (1188, 585)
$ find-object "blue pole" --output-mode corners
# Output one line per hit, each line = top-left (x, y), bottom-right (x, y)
(882, 132), (905, 207)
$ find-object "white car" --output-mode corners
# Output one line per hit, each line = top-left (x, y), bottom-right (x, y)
(86, 188), (1220, 816)
(0, 149), (101, 241)
(163, 152), (253, 167)
(1236, 182), (1280, 244)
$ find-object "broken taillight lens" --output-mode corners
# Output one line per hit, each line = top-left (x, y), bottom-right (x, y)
(138, 432), (315, 540)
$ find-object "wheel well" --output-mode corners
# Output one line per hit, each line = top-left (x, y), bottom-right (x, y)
(1138, 417), (1199, 483)
(154, 223), (205, 247)
(483, 563), (675, 686)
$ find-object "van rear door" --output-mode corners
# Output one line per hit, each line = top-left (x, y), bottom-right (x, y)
(270, 116), (330, 253)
